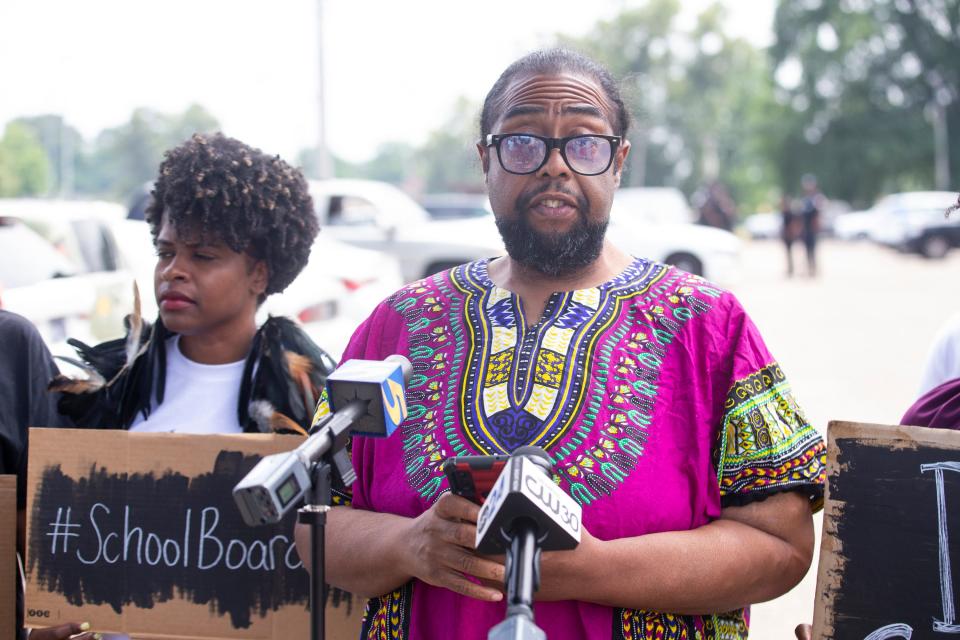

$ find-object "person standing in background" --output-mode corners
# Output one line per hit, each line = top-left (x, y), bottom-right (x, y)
(799, 174), (824, 277)
(781, 194), (798, 277)
(696, 180), (737, 231)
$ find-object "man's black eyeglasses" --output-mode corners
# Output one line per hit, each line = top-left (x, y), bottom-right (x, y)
(485, 133), (621, 176)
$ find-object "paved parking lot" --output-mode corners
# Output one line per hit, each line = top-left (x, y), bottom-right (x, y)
(736, 238), (960, 637)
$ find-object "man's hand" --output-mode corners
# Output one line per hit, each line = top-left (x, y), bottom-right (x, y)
(28, 622), (99, 640)
(794, 623), (813, 640)
(403, 493), (505, 601)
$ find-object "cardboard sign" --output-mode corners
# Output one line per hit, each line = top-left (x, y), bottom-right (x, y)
(813, 421), (960, 639)
(1, 475), (16, 640)
(24, 428), (363, 639)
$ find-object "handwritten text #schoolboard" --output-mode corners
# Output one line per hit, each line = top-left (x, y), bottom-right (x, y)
(24, 428), (314, 638)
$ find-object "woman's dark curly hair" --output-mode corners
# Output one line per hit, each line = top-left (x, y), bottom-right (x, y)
(146, 132), (318, 296)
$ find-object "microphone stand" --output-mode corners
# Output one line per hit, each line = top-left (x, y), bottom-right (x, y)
(296, 403), (363, 640)
(489, 518), (546, 640)
(299, 459), (332, 640)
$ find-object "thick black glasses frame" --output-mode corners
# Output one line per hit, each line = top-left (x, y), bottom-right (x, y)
(485, 133), (622, 176)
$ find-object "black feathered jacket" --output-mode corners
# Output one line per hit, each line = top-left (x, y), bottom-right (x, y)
(56, 316), (336, 434)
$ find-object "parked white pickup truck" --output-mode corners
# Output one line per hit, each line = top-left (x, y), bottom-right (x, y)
(309, 179), (505, 283)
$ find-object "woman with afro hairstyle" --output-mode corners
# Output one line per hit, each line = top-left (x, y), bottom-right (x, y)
(53, 132), (334, 437)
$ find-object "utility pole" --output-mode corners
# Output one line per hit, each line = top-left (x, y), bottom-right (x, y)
(927, 72), (951, 191)
(932, 99), (950, 191)
(315, 0), (334, 179)
(59, 116), (74, 198)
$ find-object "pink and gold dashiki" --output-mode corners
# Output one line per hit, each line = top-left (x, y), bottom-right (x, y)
(335, 258), (825, 640)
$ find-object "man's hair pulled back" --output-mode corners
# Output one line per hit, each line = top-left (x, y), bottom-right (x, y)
(479, 48), (631, 141)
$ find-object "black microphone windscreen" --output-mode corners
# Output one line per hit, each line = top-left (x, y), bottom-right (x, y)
(511, 445), (552, 475)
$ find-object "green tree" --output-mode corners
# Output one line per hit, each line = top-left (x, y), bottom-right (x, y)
(87, 104), (220, 199)
(300, 97), (483, 194)
(415, 96), (484, 193)
(771, 0), (960, 204)
(364, 142), (418, 185)
(0, 122), (50, 197)
(559, 0), (681, 188)
(562, 1), (783, 211)
(11, 115), (84, 197)
(298, 148), (364, 180)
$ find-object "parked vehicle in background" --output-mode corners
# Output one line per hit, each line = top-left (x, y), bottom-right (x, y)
(818, 199), (851, 236)
(111, 216), (403, 361)
(410, 185), (739, 283)
(607, 214), (741, 283)
(613, 187), (696, 224)
(420, 193), (492, 220)
(609, 188), (741, 282)
(0, 217), (124, 350)
(742, 211), (782, 240)
(0, 199), (135, 346)
(833, 208), (880, 241)
(262, 234), (403, 359)
(310, 179), (505, 282)
(869, 191), (959, 258)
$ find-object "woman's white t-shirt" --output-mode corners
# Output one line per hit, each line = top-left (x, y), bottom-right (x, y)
(130, 335), (246, 435)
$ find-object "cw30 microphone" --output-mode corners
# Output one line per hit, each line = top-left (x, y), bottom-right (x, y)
(476, 446), (582, 640)
(476, 446), (581, 554)
(233, 355), (412, 526)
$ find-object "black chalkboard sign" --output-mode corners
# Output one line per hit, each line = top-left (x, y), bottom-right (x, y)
(813, 421), (960, 639)
(23, 428), (361, 639)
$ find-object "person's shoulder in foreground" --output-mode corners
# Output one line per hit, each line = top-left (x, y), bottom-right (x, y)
(918, 312), (960, 395)
(0, 309), (64, 482)
(902, 376), (960, 429)
(0, 309), (59, 389)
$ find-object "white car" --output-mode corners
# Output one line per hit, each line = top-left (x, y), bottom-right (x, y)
(420, 193), (492, 221)
(613, 187), (696, 224)
(309, 179), (505, 282)
(833, 209), (879, 241)
(261, 234), (403, 359)
(742, 212), (782, 240)
(610, 189), (741, 283)
(110, 218), (402, 361)
(0, 218), (130, 351)
(0, 199), (136, 346)
(608, 215), (742, 284)
(868, 191), (960, 257)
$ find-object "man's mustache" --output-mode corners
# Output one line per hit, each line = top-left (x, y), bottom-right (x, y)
(515, 182), (589, 217)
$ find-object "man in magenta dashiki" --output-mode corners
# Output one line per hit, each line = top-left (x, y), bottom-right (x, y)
(302, 48), (826, 640)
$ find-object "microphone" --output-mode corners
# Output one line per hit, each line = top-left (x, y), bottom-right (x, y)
(233, 355), (412, 526)
(476, 446), (581, 554)
(475, 446), (582, 640)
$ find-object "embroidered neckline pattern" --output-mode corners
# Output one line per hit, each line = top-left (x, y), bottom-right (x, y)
(450, 258), (664, 456)
(388, 259), (727, 505)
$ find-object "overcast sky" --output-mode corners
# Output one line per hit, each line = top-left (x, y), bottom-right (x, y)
(0, 0), (775, 164)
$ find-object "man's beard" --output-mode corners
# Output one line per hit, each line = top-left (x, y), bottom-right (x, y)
(494, 189), (608, 278)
